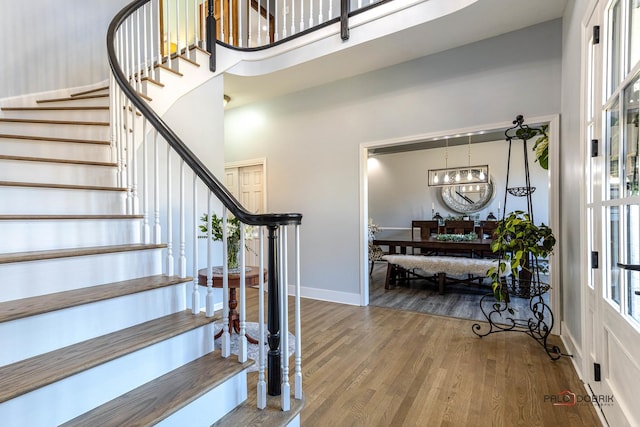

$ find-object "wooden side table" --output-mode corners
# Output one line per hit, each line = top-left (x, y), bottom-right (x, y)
(197, 266), (267, 344)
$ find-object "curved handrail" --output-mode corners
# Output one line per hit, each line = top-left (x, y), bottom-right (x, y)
(107, 0), (302, 227)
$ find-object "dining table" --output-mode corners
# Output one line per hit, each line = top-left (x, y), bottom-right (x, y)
(372, 230), (494, 258)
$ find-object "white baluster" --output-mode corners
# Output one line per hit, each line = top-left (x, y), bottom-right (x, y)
(206, 192), (215, 317)
(166, 147), (174, 276)
(281, 225), (290, 411)
(308, 0), (313, 29)
(154, 0), (162, 79)
(184, 0), (189, 54)
(238, 222), (248, 363)
(238, 0), (243, 47)
(135, 9), (142, 90)
(117, 34), (126, 189)
(299, 0), (304, 31)
(142, 118), (150, 243)
(166, 0), (172, 68)
(178, 160), (187, 278)
(220, 0), (226, 43)
(320, 0), (325, 25)
(229, 0), (234, 45)
(175, 0), (181, 56)
(142, 3), (149, 79)
(130, 103), (139, 215)
(257, 228), (267, 408)
(221, 207), (231, 355)
(192, 177), (200, 314)
(294, 224), (302, 399)
(274, 0), (279, 41)
(282, 0), (287, 38)
(290, 0), (295, 36)
(153, 130), (162, 244)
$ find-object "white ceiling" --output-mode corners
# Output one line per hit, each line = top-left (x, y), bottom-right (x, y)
(223, 0), (568, 109)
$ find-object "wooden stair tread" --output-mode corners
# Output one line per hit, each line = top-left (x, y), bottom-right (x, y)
(213, 388), (305, 426)
(70, 86), (109, 97)
(0, 243), (166, 264)
(0, 133), (109, 145)
(60, 351), (252, 427)
(0, 214), (143, 220)
(153, 63), (184, 77)
(0, 118), (108, 126)
(1, 106), (108, 112)
(0, 154), (116, 167)
(0, 274), (192, 323)
(37, 94), (109, 103)
(0, 181), (125, 192)
(0, 310), (219, 403)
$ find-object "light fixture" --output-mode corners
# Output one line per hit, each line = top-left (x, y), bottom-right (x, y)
(427, 134), (490, 187)
(223, 94), (231, 107)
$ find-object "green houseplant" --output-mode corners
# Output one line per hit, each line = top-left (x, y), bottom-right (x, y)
(487, 210), (556, 311)
(200, 213), (254, 269)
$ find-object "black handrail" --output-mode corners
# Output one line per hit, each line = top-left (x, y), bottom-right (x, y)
(107, 0), (302, 227)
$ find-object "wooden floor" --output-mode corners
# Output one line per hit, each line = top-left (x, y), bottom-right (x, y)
(369, 262), (547, 322)
(244, 282), (602, 426)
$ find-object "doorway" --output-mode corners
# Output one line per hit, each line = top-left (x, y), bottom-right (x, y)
(224, 159), (266, 266)
(360, 116), (560, 329)
(582, 1), (640, 425)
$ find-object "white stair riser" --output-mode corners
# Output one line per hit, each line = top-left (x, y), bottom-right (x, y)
(0, 283), (187, 367)
(0, 109), (110, 122)
(0, 139), (112, 162)
(0, 324), (216, 427)
(0, 218), (141, 252)
(0, 160), (117, 187)
(0, 187), (125, 215)
(0, 122), (109, 141)
(157, 370), (247, 426)
(0, 249), (163, 302)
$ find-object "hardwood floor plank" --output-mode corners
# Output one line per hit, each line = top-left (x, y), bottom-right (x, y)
(242, 290), (602, 426)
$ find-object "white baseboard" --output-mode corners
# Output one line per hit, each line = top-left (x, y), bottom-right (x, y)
(288, 284), (361, 306)
(561, 321), (584, 380)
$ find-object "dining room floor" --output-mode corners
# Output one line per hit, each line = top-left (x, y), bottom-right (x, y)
(368, 261), (550, 323)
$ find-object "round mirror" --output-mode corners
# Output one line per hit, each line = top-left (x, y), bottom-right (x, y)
(441, 180), (494, 214)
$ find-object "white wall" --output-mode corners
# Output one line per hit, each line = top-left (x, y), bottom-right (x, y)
(559, 0), (590, 361)
(224, 19), (562, 302)
(0, 0), (129, 99)
(368, 140), (550, 229)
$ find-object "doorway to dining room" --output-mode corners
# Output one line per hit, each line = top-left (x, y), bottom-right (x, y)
(360, 115), (559, 327)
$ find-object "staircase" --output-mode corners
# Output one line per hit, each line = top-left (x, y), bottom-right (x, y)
(0, 85), (259, 425)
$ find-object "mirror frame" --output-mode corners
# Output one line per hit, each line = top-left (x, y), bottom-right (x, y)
(440, 179), (495, 214)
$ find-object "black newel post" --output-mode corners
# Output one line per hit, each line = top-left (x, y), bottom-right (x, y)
(206, 0), (216, 72)
(267, 225), (281, 396)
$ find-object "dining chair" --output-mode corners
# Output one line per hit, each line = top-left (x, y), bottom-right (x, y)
(477, 220), (499, 239)
(411, 220), (440, 255)
(443, 220), (475, 234)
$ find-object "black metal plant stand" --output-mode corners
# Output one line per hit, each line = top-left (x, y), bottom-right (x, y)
(471, 115), (569, 360)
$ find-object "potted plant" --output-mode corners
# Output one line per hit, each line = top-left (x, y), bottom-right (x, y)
(487, 210), (556, 312)
(200, 213), (254, 270)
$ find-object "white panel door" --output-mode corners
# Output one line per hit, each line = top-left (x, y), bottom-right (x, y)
(585, 1), (640, 426)
(225, 163), (265, 266)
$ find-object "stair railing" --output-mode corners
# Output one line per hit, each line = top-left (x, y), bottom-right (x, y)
(107, 0), (303, 411)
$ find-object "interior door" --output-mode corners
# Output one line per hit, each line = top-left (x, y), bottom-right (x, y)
(225, 163), (265, 266)
(586, 1), (640, 425)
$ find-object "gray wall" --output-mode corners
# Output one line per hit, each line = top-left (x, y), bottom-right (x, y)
(224, 19), (563, 301)
(0, 0), (129, 99)
(368, 140), (550, 230)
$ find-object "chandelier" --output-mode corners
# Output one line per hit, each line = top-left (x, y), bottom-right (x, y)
(428, 135), (489, 187)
